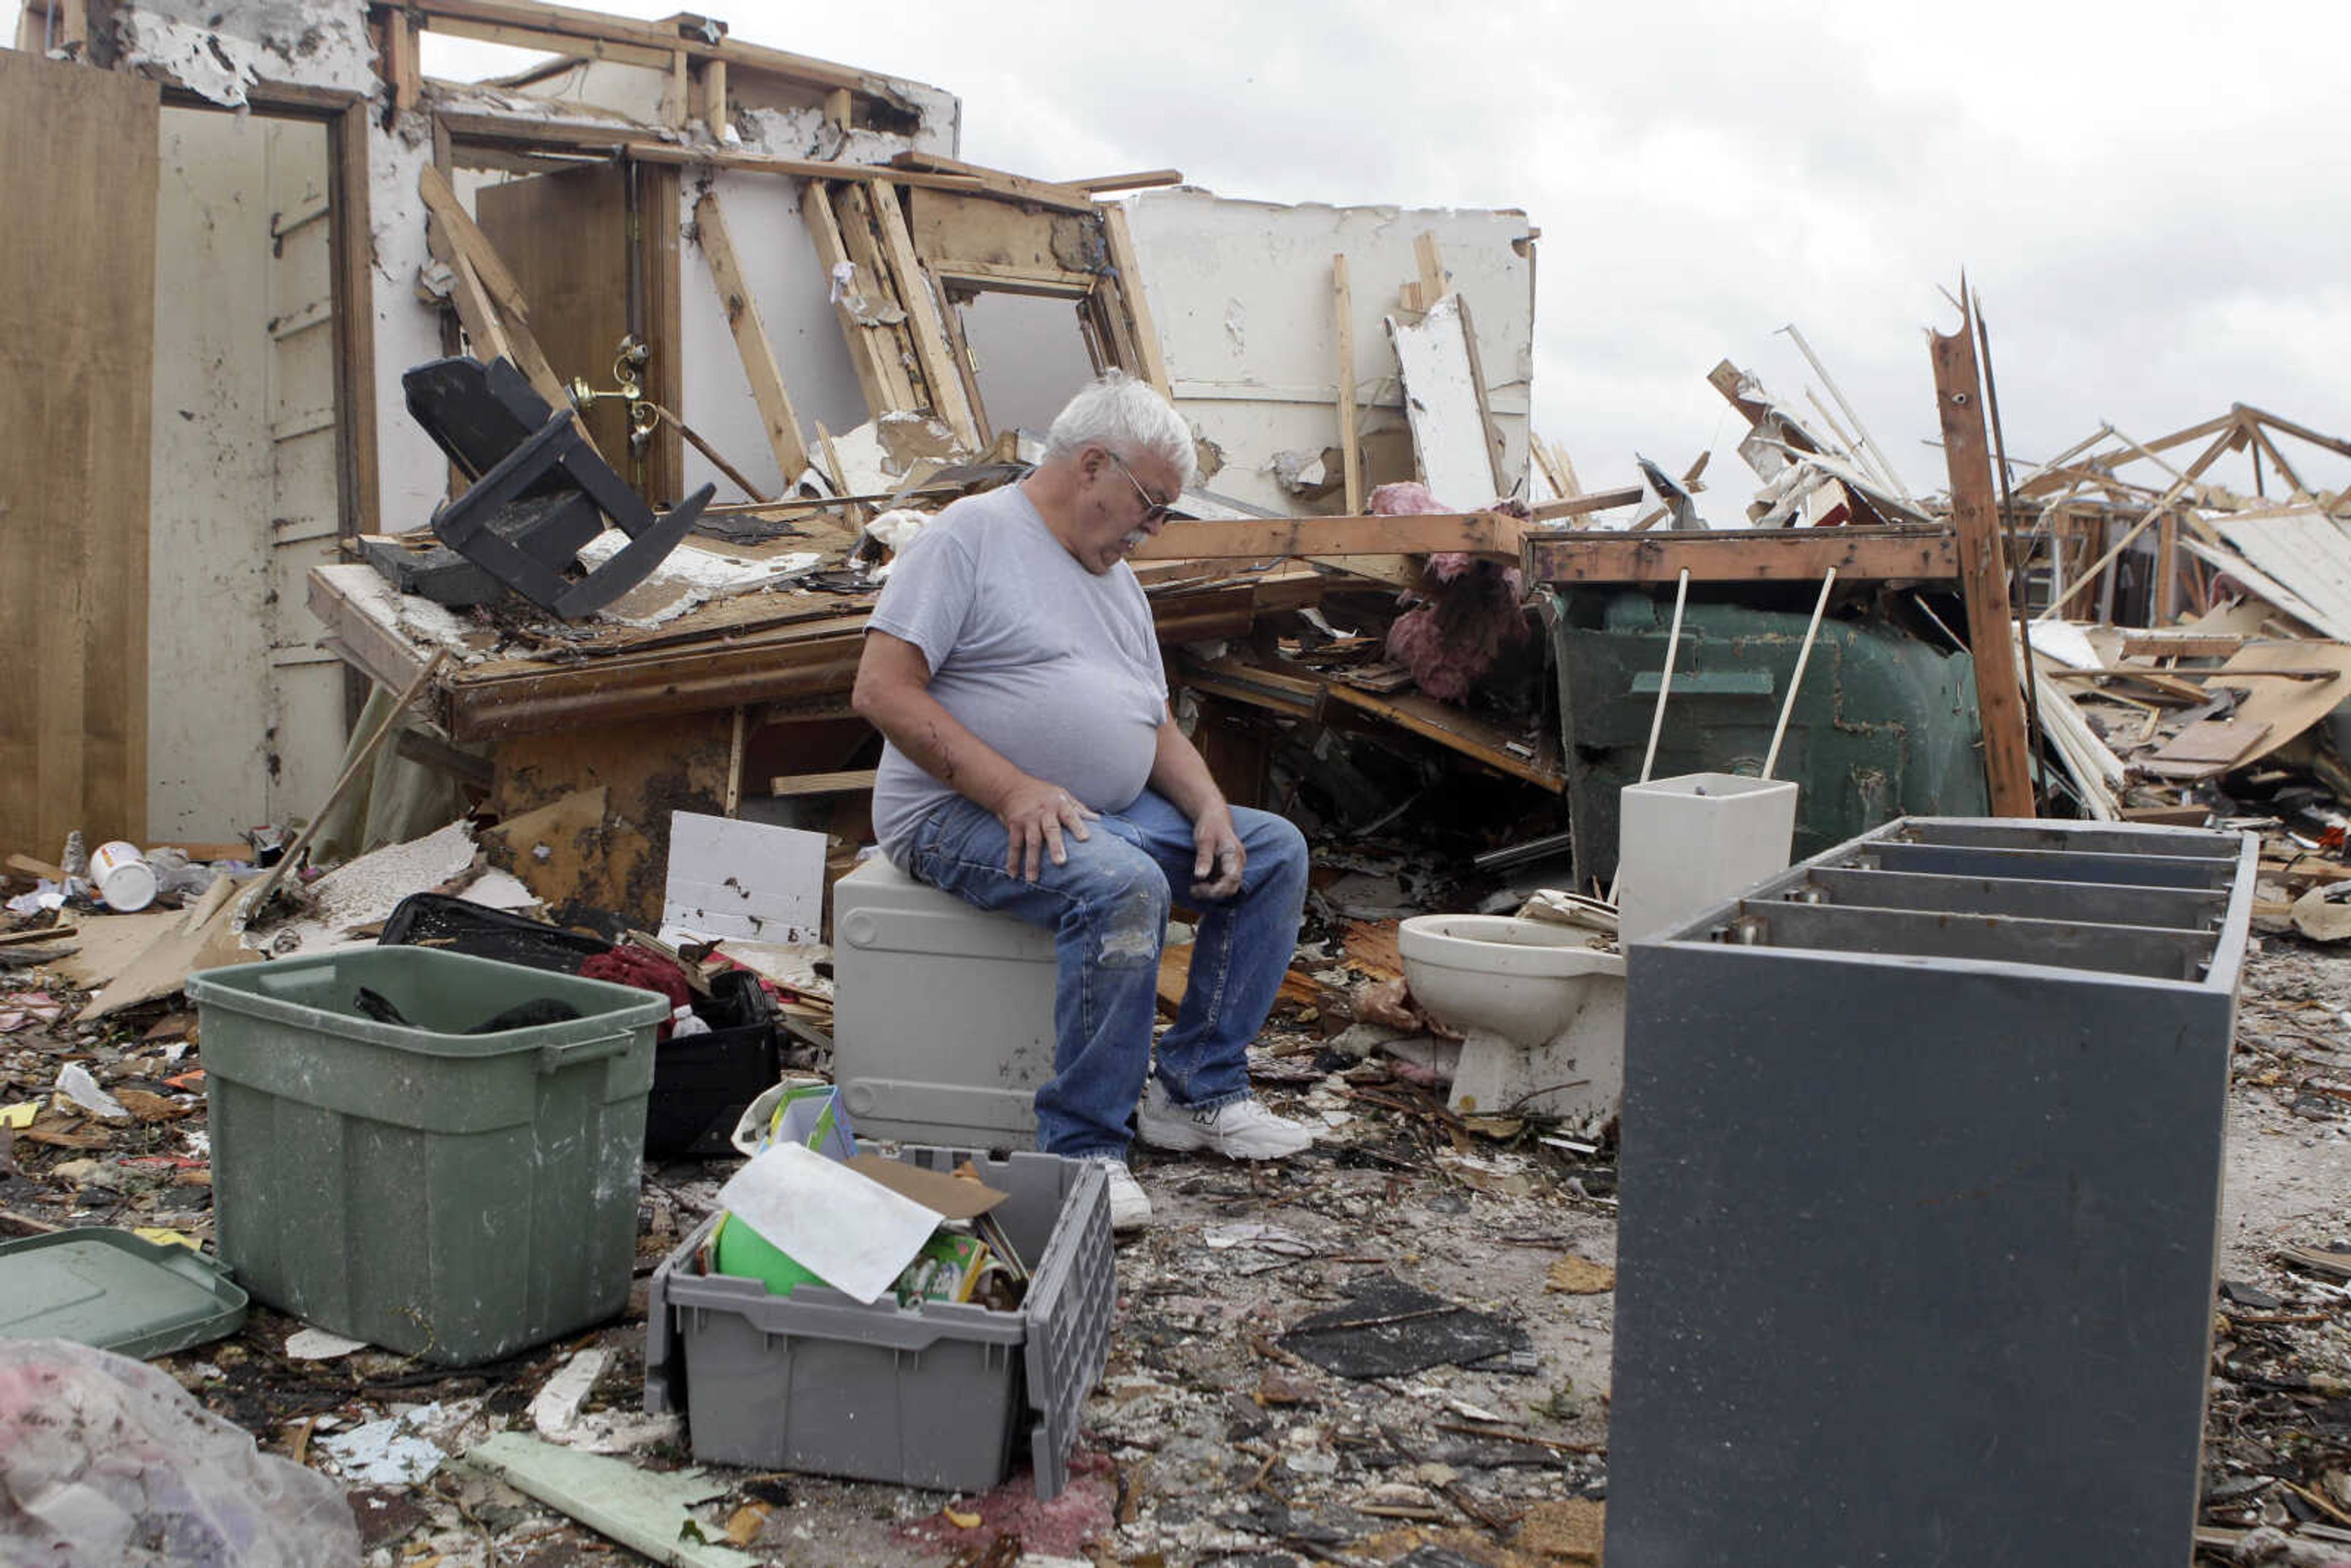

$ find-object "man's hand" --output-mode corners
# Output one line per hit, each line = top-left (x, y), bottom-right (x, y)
(1190, 801), (1246, 899)
(996, 776), (1098, 881)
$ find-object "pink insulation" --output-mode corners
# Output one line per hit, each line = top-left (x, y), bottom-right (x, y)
(1374, 485), (1533, 704)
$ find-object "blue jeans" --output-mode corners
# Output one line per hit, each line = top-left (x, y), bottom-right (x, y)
(899, 789), (1309, 1158)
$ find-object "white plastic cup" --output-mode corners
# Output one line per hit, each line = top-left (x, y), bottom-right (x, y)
(88, 841), (158, 913)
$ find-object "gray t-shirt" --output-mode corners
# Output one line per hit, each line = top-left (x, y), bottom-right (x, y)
(867, 483), (1168, 860)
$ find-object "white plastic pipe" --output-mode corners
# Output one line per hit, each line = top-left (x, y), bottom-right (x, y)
(1637, 568), (1692, 786)
(1764, 568), (1837, 780)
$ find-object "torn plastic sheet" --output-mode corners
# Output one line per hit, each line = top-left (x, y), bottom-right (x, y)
(1277, 1275), (1532, 1378)
(0, 1337), (359, 1567)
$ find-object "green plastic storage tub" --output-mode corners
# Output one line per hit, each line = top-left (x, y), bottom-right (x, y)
(186, 946), (669, 1366)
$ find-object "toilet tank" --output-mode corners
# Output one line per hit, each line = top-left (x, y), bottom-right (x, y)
(1607, 817), (2257, 1568)
(831, 857), (1059, 1148)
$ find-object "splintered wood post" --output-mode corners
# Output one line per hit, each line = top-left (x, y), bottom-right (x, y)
(694, 190), (810, 481)
(798, 181), (911, 416)
(1332, 254), (1363, 514)
(868, 179), (981, 449)
(381, 6), (420, 116)
(724, 706), (746, 818)
(823, 87), (852, 134)
(1930, 296), (2035, 817)
(2157, 508), (2180, 623)
(1415, 231), (1446, 307)
(1100, 203), (1173, 398)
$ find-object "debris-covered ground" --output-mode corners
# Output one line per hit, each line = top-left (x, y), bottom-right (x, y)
(4, 868), (2351, 1568)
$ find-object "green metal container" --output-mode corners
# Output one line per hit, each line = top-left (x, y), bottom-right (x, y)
(186, 947), (668, 1367)
(1546, 588), (1989, 884)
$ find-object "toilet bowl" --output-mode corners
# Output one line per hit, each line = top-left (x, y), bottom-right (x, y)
(1397, 914), (1627, 1134)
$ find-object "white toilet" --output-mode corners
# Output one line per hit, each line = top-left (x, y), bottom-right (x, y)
(1396, 914), (1627, 1134)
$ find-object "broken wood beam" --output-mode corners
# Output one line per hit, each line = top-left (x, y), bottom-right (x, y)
(621, 140), (985, 194)
(799, 182), (917, 416)
(1131, 512), (1521, 561)
(866, 179), (982, 450)
(1929, 296), (2035, 817)
(692, 190), (811, 482)
(1100, 202), (1173, 399)
(883, 150), (1100, 213)
(768, 769), (879, 797)
(1070, 168), (1183, 195)
(1528, 486), (1644, 522)
(1525, 526), (1959, 585)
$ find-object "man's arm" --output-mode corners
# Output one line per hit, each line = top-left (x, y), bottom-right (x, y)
(852, 629), (1095, 881)
(1149, 703), (1246, 899)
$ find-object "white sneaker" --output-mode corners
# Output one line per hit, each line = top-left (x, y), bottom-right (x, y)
(1134, 1081), (1316, 1160)
(1082, 1155), (1152, 1234)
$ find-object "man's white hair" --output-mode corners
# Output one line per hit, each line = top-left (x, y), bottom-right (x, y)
(1042, 370), (1197, 491)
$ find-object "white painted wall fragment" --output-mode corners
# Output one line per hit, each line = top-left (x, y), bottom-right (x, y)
(1387, 294), (1504, 510)
(1121, 189), (1535, 517)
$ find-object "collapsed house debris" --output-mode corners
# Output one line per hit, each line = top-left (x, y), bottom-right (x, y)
(7, 1), (2351, 1566)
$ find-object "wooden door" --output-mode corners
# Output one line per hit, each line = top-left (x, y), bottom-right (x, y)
(0, 51), (160, 856)
(474, 163), (634, 476)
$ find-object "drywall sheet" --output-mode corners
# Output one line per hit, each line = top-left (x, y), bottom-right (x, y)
(661, 811), (826, 945)
(1386, 294), (1501, 510)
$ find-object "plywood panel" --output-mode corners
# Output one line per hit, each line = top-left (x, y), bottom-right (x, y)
(474, 163), (633, 472)
(0, 51), (159, 855)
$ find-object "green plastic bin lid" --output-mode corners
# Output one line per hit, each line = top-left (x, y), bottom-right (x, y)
(0, 1228), (248, 1359)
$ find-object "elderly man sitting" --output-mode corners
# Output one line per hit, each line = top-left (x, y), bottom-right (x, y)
(852, 372), (1316, 1231)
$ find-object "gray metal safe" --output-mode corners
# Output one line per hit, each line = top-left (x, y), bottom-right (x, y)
(1607, 817), (2257, 1567)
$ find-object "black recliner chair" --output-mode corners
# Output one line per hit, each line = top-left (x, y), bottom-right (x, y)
(402, 355), (713, 618)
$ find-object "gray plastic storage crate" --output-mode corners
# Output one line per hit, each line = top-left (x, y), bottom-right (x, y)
(645, 1146), (1114, 1499)
(186, 947), (668, 1366)
(1607, 816), (2257, 1568)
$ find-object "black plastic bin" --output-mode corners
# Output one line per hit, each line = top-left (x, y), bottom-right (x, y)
(380, 895), (778, 1158)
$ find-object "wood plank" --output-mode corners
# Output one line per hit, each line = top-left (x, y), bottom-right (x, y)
(1100, 202), (1172, 397)
(382, 6), (423, 113)
(635, 158), (685, 505)
(2118, 633), (2255, 659)
(1528, 486), (1644, 520)
(798, 181), (911, 416)
(1132, 512), (1518, 561)
(621, 139), (984, 195)
(830, 182), (926, 412)
(1526, 527), (1960, 585)
(866, 179), (981, 449)
(692, 190), (809, 481)
(883, 149), (1100, 212)
(1331, 254), (1363, 515)
(0, 51), (157, 856)
(1321, 684), (1564, 792)
(1930, 302), (2036, 817)
(332, 99), (381, 540)
(1070, 169), (1183, 195)
(768, 769), (878, 797)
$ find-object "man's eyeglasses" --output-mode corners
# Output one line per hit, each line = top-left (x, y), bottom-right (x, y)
(1103, 449), (1184, 525)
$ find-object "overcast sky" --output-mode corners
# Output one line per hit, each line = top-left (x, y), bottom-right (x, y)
(28, 0), (2351, 507)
